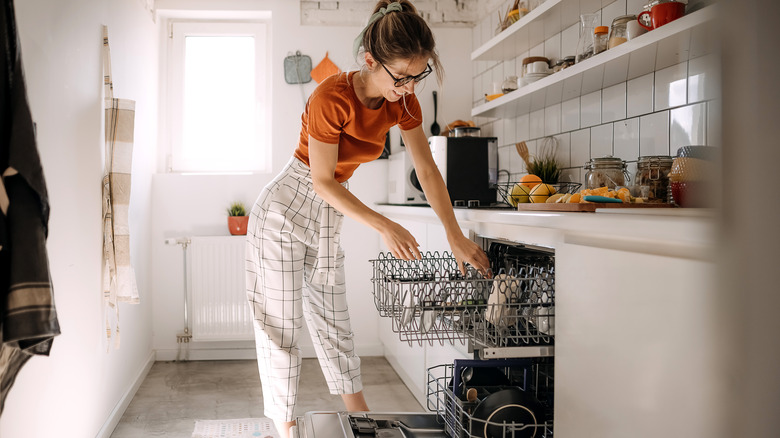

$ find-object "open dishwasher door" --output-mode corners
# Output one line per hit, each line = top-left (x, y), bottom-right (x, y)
(292, 411), (446, 438)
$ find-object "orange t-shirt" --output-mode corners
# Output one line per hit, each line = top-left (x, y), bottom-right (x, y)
(294, 71), (423, 182)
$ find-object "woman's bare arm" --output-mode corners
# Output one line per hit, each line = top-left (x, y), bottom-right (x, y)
(401, 125), (490, 276)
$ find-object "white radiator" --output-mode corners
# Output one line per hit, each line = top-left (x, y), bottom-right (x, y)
(189, 236), (254, 341)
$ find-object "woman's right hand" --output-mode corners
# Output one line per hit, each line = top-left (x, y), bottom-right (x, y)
(381, 220), (422, 261)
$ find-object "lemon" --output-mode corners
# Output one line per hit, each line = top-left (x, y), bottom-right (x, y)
(529, 183), (556, 203)
(509, 183), (531, 207)
(546, 193), (565, 203)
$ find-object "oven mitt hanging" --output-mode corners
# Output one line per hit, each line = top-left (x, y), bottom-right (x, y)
(311, 52), (341, 84)
(284, 51), (312, 84)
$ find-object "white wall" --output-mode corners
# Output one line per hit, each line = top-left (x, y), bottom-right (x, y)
(0, 0), (158, 437)
(151, 0), (473, 361)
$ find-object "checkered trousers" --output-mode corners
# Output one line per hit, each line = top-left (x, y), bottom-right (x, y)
(245, 157), (363, 422)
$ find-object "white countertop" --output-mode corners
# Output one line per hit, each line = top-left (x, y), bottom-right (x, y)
(375, 204), (718, 260)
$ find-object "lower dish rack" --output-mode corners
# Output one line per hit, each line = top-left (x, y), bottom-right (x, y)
(427, 359), (554, 437)
(370, 250), (555, 348)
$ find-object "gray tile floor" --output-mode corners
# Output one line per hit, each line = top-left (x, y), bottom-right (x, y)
(111, 357), (424, 437)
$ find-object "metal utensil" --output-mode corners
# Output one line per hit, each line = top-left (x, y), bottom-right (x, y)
(431, 91), (440, 135)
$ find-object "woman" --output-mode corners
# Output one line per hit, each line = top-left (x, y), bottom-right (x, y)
(245, 1), (490, 436)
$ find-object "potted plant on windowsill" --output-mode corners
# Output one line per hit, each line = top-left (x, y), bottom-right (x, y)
(226, 201), (249, 235)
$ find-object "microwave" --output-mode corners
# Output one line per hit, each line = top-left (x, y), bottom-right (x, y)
(429, 135), (498, 207)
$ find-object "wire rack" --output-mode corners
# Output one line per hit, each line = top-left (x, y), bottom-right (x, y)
(495, 182), (582, 206)
(427, 360), (554, 438)
(370, 250), (555, 346)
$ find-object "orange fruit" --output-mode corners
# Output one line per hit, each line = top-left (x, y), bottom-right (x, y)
(568, 193), (581, 203)
(520, 174), (543, 188)
(616, 187), (630, 202)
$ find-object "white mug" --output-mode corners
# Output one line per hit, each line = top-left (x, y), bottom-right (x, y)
(626, 20), (648, 40)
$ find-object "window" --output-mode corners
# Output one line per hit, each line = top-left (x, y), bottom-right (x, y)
(168, 22), (269, 173)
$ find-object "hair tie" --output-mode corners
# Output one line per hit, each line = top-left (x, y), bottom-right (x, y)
(352, 2), (403, 57)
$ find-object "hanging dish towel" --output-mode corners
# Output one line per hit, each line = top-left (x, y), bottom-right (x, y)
(0, 0), (60, 416)
(102, 25), (139, 350)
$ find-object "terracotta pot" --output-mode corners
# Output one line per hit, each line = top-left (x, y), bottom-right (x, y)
(227, 216), (249, 235)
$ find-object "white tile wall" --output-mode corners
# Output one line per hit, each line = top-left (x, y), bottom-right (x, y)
(562, 97), (580, 132)
(545, 33), (562, 63)
(670, 103), (707, 151)
(627, 73), (654, 118)
(530, 109), (545, 139)
(626, 0), (646, 16)
(571, 128), (591, 167)
(614, 117), (640, 161)
(530, 42), (545, 58)
(639, 110), (670, 156)
(602, 83), (627, 123)
(602, 0), (627, 27)
(581, 91), (602, 128)
(554, 133), (572, 167)
(590, 123), (614, 158)
(561, 23), (579, 59)
(688, 53), (720, 103)
(545, 104), (562, 136)
(503, 117), (517, 145)
(516, 113), (531, 141)
(654, 62), (688, 110)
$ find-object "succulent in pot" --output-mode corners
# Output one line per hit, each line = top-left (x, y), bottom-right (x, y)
(226, 201), (249, 235)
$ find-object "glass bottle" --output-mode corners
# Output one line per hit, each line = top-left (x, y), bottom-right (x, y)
(594, 26), (609, 55)
(575, 14), (600, 63)
(501, 76), (518, 94)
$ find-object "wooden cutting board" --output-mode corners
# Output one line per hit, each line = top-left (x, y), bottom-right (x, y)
(515, 202), (676, 212)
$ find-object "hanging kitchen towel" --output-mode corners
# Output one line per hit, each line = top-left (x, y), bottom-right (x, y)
(310, 52), (341, 84)
(102, 25), (139, 350)
(0, 0), (60, 416)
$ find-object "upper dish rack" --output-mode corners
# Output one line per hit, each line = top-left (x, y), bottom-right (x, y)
(370, 247), (555, 349)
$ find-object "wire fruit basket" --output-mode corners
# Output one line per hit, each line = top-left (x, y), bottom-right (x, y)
(495, 181), (582, 206)
(370, 251), (555, 347)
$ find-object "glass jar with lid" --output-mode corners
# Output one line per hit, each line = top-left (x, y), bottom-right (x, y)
(635, 155), (673, 202)
(609, 15), (635, 48)
(584, 156), (630, 189)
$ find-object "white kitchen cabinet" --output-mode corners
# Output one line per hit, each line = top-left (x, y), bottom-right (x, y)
(377, 216), (429, 406)
(554, 235), (724, 437)
(376, 205), (722, 436)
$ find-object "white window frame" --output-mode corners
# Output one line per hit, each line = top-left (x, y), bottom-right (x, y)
(167, 21), (270, 174)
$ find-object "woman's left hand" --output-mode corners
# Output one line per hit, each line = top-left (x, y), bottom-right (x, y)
(449, 235), (491, 278)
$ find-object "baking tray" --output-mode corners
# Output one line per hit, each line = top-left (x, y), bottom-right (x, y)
(515, 202), (676, 212)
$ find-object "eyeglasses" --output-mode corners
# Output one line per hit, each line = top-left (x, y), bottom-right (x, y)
(380, 63), (432, 87)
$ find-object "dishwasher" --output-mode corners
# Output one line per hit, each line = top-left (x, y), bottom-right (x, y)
(292, 237), (555, 438)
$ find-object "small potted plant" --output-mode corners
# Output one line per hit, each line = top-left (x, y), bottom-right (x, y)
(226, 201), (249, 235)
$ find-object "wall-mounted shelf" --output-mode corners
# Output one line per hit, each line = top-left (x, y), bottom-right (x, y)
(472, 0), (609, 62)
(472, 5), (717, 119)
